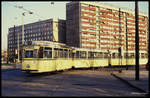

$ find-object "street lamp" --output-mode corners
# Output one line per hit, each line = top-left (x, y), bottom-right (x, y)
(17, 30), (20, 63)
(21, 11), (33, 63)
(13, 5), (33, 63)
(22, 11), (33, 46)
(13, 17), (20, 63)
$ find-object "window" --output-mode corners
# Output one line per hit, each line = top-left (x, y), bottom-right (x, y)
(99, 52), (103, 58)
(80, 51), (86, 58)
(25, 50), (33, 58)
(76, 51), (80, 58)
(43, 47), (52, 58)
(112, 53), (116, 58)
(88, 51), (94, 58)
(69, 50), (73, 58)
(130, 53), (135, 58)
(54, 48), (59, 58)
(104, 53), (108, 58)
(64, 49), (68, 58)
(59, 49), (63, 58)
(141, 53), (145, 58)
(145, 53), (148, 58)
(124, 53), (129, 58)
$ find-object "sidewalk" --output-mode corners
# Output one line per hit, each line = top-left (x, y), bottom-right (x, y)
(1, 65), (16, 69)
(1, 64), (22, 71)
(111, 69), (149, 94)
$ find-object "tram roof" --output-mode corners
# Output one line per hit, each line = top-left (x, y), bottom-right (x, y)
(24, 41), (108, 52)
(24, 41), (67, 47)
(70, 47), (106, 52)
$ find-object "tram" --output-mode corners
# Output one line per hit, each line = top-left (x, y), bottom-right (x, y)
(22, 41), (148, 73)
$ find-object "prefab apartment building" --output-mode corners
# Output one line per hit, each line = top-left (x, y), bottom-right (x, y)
(66, 1), (149, 59)
(8, 19), (66, 62)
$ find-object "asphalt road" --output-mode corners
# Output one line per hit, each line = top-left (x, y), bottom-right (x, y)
(1, 69), (145, 96)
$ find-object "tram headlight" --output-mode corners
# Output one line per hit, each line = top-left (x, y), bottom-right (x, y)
(26, 64), (30, 68)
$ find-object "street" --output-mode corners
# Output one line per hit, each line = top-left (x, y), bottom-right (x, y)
(1, 68), (146, 96)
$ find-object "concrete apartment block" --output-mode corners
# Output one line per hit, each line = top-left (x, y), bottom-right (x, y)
(66, 1), (148, 59)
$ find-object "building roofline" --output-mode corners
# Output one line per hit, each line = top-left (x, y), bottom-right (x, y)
(9, 18), (66, 29)
(68, 1), (148, 17)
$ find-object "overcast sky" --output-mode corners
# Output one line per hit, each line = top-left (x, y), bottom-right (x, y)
(1, 1), (149, 50)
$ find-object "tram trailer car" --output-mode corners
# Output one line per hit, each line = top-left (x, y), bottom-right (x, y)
(22, 41), (148, 73)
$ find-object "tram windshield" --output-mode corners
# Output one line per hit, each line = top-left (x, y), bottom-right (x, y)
(25, 50), (33, 58)
(24, 49), (38, 58)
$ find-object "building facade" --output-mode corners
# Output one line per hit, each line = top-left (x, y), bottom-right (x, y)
(66, 1), (149, 58)
(8, 19), (66, 62)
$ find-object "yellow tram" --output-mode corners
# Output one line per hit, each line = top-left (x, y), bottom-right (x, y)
(22, 41), (148, 73)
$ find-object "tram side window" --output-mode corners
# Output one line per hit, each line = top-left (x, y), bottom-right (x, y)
(54, 48), (59, 58)
(97, 52), (103, 58)
(124, 53), (129, 58)
(94, 52), (102, 58)
(145, 53), (148, 58)
(141, 53), (145, 58)
(88, 52), (94, 58)
(104, 53), (108, 58)
(64, 49), (68, 58)
(130, 53), (135, 58)
(94, 52), (98, 58)
(80, 51), (86, 58)
(76, 51), (80, 58)
(44, 48), (52, 58)
(112, 53), (116, 58)
(69, 50), (72, 58)
(59, 49), (63, 58)
(25, 50), (33, 58)
(115, 53), (119, 58)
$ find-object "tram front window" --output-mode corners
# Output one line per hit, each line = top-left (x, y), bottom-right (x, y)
(25, 50), (33, 58)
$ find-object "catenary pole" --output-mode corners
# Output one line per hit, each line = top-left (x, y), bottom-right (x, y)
(135, 1), (139, 80)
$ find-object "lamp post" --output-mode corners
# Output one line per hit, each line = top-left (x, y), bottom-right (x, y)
(22, 12), (25, 46)
(135, 1), (139, 81)
(17, 31), (20, 63)
(22, 11), (33, 46)
(14, 17), (20, 63)
(21, 11), (33, 63)
(13, 5), (33, 63)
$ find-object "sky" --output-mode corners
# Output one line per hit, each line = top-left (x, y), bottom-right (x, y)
(1, 1), (149, 51)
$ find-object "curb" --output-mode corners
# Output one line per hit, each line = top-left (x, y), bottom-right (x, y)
(111, 73), (146, 93)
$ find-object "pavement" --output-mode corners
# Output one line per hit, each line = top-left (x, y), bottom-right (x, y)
(111, 69), (149, 95)
(1, 64), (21, 72)
(1, 65), (16, 69)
